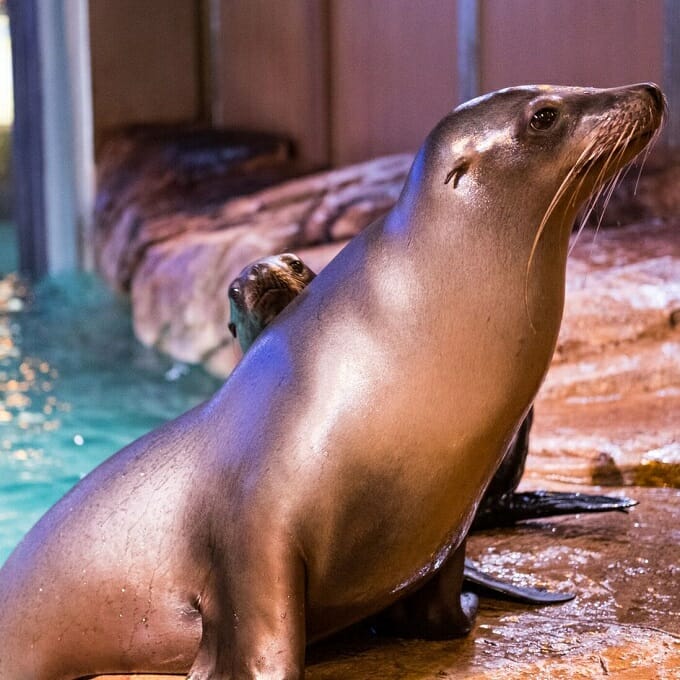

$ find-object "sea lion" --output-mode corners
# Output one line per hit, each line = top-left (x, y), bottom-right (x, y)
(228, 253), (316, 353)
(0, 83), (664, 679)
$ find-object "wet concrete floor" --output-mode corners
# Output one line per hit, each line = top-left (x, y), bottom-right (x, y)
(99, 485), (679, 679)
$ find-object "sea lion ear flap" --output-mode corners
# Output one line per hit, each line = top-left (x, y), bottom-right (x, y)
(444, 158), (471, 189)
(228, 322), (237, 339)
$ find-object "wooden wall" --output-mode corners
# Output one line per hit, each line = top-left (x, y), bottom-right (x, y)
(214, 0), (329, 168)
(89, 0), (666, 166)
(212, 0), (458, 167)
(328, 0), (458, 165)
(481, 0), (664, 91)
(89, 0), (202, 140)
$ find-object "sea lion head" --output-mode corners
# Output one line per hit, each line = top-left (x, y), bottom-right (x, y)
(406, 82), (665, 217)
(228, 253), (316, 353)
(396, 83), (665, 326)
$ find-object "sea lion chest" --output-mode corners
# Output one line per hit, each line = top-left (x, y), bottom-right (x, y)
(214, 245), (521, 619)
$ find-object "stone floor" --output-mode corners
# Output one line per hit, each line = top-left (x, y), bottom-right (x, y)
(529, 220), (679, 488)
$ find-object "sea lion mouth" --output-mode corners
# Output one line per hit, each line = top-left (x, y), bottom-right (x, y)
(575, 127), (656, 177)
(256, 287), (295, 307)
(244, 270), (298, 310)
(573, 83), (665, 181)
(249, 285), (299, 321)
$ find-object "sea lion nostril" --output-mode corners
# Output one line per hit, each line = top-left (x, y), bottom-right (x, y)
(641, 83), (664, 110)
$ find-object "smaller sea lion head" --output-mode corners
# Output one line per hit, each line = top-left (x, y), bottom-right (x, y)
(228, 253), (317, 353)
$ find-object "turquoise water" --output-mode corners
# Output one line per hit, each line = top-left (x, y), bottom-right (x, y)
(0, 220), (17, 272)
(0, 270), (221, 565)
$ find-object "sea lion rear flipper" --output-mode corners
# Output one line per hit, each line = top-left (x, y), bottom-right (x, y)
(472, 490), (638, 529)
(463, 559), (574, 605)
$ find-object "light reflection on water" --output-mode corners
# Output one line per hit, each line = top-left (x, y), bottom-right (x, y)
(0, 272), (221, 564)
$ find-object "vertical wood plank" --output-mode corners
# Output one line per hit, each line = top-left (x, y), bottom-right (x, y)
(215, 0), (330, 169)
(330, 0), (458, 165)
(457, 0), (480, 104)
(480, 0), (663, 91)
(89, 0), (201, 139)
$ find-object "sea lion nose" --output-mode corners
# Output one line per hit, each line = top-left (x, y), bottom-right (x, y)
(640, 82), (664, 110)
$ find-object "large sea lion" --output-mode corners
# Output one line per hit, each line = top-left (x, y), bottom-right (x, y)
(0, 83), (664, 679)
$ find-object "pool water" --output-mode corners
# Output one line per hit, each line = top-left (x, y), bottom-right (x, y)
(0, 270), (221, 564)
(0, 220), (17, 272)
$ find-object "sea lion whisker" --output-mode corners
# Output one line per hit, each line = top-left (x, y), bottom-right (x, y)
(571, 127), (630, 248)
(571, 123), (634, 247)
(528, 111), (640, 320)
(596, 167), (625, 228)
(595, 122), (638, 236)
(524, 143), (592, 327)
(633, 148), (648, 196)
(524, 176), (575, 326)
(633, 109), (662, 195)
(576, 122), (641, 265)
(571, 184), (604, 255)
(594, 125), (630, 182)
(580, 164), (623, 251)
(595, 141), (633, 231)
(569, 139), (600, 207)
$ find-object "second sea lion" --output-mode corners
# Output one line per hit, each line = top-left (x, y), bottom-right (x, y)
(228, 253), (316, 353)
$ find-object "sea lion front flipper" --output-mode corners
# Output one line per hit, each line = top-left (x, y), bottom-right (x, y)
(376, 540), (479, 640)
(463, 558), (574, 604)
(472, 490), (638, 530)
(187, 537), (306, 680)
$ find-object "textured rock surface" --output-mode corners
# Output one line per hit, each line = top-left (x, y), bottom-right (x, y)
(129, 154), (411, 372)
(95, 126), (298, 290)
(95, 486), (680, 679)
(529, 220), (680, 487)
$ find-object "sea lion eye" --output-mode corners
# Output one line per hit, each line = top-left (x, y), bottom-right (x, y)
(289, 259), (304, 274)
(228, 286), (240, 301)
(530, 108), (559, 131)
